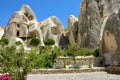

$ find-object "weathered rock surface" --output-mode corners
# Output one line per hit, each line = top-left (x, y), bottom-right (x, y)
(40, 16), (64, 47)
(5, 4), (66, 48)
(112, 0), (120, 10)
(0, 26), (4, 39)
(77, 0), (120, 66)
(67, 15), (78, 44)
(78, 0), (101, 49)
(3, 0), (120, 66)
(5, 5), (44, 46)
(100, 8), (120, 66)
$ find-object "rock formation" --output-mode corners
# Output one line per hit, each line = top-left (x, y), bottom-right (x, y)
(40, 16), (64, 47)
(67, 15), (78, 44)
(5, 5), (45, 46)
(2, 0), (120, 66)
(78, 0), (101, 49)
(0, 26), (4, 39)
(5, 5), (65, 48)
(100, 6), (120, 66)
(78, 0), (120, 66)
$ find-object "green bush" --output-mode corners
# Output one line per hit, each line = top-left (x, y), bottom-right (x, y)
(64, 44), (94, 57)
(30, 37), (40, 46)
(52, 46), (62, 57)
(0, 46), (34, 80)
(78, 48), (92, 56)
(31, 46), (61, 69)
(64, 44), (81, 58)
(92, 48), (99, 57)
(15, 41), (22, 46)
(44, 38), (55, 45)
(0, 37), (9, 45)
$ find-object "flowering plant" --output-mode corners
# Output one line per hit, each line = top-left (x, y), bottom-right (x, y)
(0, 74), (11, 80)
(0, 74), (27, 80)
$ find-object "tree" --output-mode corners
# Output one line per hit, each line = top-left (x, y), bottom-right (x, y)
(44, 38), (55, 45)
(0, 37), (9, 45)
(30, 37), (40, 46)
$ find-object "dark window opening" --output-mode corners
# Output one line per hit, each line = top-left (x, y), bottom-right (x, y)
(28, 15), (33, 20)
(96, 0), (100, 3)
(17, 24), (20, 28)
(17, 31), (20, 37)
(24, 12), (28, 17)
(27, 26), (29, 29)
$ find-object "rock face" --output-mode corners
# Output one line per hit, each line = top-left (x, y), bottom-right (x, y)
(77, 0), (120, 66)
(40, 16), (64, 47)
(5, 5), (65, 48)
(78, 0), (101, 49)
(67, 15), (78, 44)
(100, 7), (120, 66)
(0, 27), (4, 39)
(78, 0), (112, 49)
(5, 5), (45, 46)
(3, 1), (120, 66)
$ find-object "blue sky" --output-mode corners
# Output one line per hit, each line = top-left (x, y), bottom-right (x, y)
(0, 0), (82, 28)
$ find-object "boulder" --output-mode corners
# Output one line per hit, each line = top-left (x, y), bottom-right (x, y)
(40, 16), (64, 47)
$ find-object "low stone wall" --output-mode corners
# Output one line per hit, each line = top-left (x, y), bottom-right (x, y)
(30, 68), (106, 74)
(54, 56), (95, 68)
(75, 56), (94, 67)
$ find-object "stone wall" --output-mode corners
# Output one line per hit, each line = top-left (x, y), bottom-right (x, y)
(54, 56), (95, 69)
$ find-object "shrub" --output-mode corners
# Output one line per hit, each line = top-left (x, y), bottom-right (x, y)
(31, 46), (62, 69)
(30, 46), (52, 69)
(30, 37), (40, 46)
(0, 37), (9, 45)
(0, 46), (34, 80)
(92, 48), (99, 57)
(78, 48), (92, 56)
(15, 41), (22, 46)
(64, 44), (79, 57)
(44, 38), (55, 45)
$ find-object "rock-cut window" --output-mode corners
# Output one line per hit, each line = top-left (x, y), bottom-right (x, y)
(28, 15), (33, 20)
(17, 24), (20, 28)
(17, 31), (20, 37)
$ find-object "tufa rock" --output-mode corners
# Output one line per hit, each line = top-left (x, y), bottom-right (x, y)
(40, 16), (64, 47)
(5, 5), (44, 46)
(78, 0), (101, 49)
(100, 8), (120, 66)
(67, 15), (78, 44)
(0, 26), (5, 39)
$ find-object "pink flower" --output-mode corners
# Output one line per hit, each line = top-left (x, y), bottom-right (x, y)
(0, 74), (11, 80)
